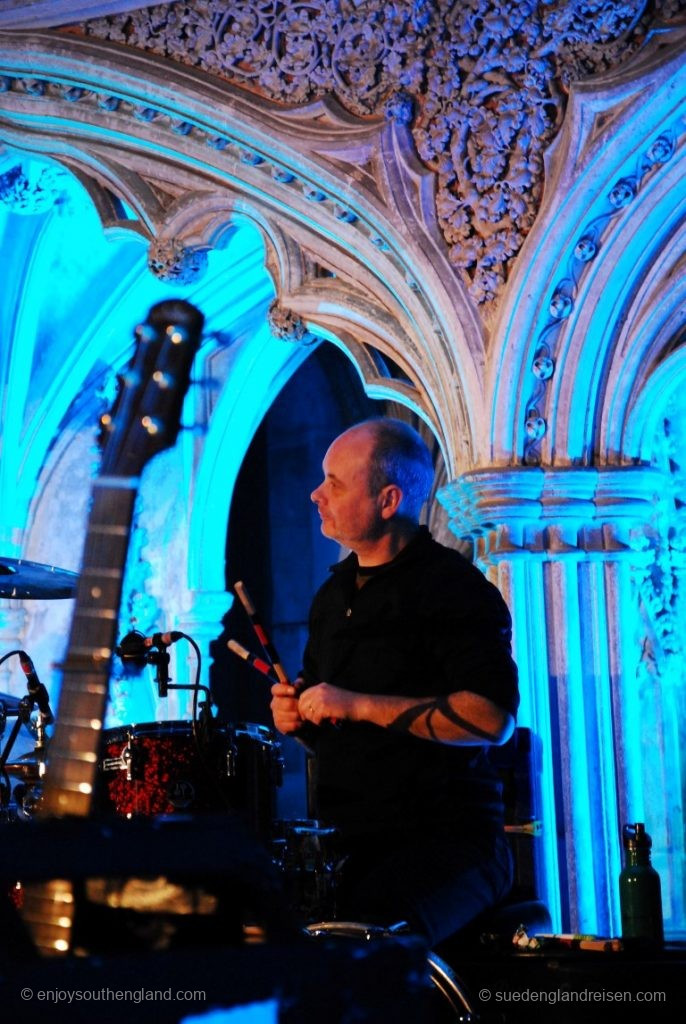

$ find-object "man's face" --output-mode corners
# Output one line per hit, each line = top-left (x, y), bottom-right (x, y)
(310, 427), (386, 549)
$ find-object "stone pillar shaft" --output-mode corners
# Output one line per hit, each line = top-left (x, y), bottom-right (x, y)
(439, 465), (670, 934)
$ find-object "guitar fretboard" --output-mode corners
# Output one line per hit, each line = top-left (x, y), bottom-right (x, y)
(40, 481), (138, 819)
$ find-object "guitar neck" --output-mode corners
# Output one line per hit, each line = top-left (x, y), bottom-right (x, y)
(20, 299), (203, 957)
(40, 479), (138, 819)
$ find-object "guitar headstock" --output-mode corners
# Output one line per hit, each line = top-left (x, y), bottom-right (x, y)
(99, 300), (205, 477)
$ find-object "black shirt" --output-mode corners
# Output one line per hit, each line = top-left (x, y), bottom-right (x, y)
(302, 527), (519, 840)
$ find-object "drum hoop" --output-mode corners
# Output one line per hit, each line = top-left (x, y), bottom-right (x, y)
(306, 921), (475, 1017)
(101, 720), (276, 743)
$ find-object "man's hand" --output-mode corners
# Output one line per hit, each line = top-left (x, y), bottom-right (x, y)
(270, 678), (305, 735)
(297, 682), (360, 726)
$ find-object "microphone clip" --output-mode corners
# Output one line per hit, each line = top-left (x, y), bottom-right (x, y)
(115, 630), (182, 698)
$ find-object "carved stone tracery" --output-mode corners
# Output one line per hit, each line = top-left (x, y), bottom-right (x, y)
(79, 0), (685, 306)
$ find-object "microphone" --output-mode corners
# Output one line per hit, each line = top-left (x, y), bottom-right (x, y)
(114, 630), (185, 696)
(143, 631), (184, 648)
(115, 629), (184, 660)
(18, 652), (54, 724)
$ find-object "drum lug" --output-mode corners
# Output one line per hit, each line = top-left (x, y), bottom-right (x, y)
(123, 735), (134, 782)
(101, 732), (138, 781)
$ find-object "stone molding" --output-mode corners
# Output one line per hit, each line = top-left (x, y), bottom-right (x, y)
(438, 464), (666, 555)
(521, 131), (679, 466)
(0, 2), (158, 29)
(487, 24), (686, 466)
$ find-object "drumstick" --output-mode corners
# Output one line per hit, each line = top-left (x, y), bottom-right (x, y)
(227, 639), (276, 681)
(233, 580), (290, 685)
(233, 580), (339, 727)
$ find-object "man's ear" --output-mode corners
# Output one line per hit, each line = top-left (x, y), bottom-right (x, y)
(379, 484), (403, 519)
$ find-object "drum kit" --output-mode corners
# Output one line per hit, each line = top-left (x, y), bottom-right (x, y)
(0, 557), (337, 918)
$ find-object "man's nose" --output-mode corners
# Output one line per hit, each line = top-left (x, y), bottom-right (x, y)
(311, 483), (323, 504)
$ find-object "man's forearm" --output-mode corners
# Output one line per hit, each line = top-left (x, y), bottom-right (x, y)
(354, 690), (514, 745)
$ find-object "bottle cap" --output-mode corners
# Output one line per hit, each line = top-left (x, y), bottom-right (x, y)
(622, 822), (652, 851)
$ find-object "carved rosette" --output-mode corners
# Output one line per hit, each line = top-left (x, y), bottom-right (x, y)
(521, 128), (678, 465)
(147, 237), (208, 283)
(267, 301), (317, 346)
(82, 0), (678, 307)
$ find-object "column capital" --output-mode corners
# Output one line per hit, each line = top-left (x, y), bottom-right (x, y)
(438, 465), (667, 560)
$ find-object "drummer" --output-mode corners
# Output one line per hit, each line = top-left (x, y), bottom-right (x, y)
(270, 418), (519, 945)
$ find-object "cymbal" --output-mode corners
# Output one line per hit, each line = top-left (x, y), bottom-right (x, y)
(0, 557), (78, 599)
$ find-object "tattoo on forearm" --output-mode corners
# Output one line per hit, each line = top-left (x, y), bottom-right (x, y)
(388, 697), (500, 742)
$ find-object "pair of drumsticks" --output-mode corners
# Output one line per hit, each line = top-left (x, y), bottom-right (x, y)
(228, 582), (340, 728)
(227, 581), (290, 686)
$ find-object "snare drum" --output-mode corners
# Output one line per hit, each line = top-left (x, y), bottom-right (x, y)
(98, 721), (282, 839)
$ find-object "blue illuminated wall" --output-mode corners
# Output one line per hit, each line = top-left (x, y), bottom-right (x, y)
(0, 150), (292, 734)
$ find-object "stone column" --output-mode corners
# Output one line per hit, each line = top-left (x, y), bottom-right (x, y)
(439, 465), (670, 935)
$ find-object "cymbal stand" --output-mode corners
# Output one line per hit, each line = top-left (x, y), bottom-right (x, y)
(0, 695), (32, 806)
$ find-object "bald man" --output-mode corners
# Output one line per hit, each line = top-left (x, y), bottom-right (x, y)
(271, 419), (519, 944)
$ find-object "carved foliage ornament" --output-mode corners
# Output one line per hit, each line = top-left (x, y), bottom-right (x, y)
(147, 236), (208, 282)
(267, 300), (318, 345)
(636, 406), (685, 689)
(81, 1), (683, 305)
(0, 159), (71, 214)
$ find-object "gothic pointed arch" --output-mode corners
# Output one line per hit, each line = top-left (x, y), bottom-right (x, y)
(489, 25), (686, 467)
(0, 28), (486, 472)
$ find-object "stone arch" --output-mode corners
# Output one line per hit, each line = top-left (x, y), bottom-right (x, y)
(489, 25), (686, 467)
(601, 247), (686, 465)
(624, 344), (686, 462)
(0, 29), (486, 474)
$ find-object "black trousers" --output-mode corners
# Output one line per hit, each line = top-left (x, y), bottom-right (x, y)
(335, 825), (513, 946)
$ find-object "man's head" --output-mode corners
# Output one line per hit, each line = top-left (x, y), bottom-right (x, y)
(310, 418), (434, 557)
(364, 418), (435, 522)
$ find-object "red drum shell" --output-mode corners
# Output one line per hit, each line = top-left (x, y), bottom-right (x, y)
(97, 721), (281, 840)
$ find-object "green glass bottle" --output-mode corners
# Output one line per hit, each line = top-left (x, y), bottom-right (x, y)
(619, 822), (664, 947)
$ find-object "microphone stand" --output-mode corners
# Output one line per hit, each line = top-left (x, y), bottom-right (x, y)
(117, 631), (212, 735)
(0, 650), (53, 791)
(146, 643), (171, 699)
(0, 695), (33, 802)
